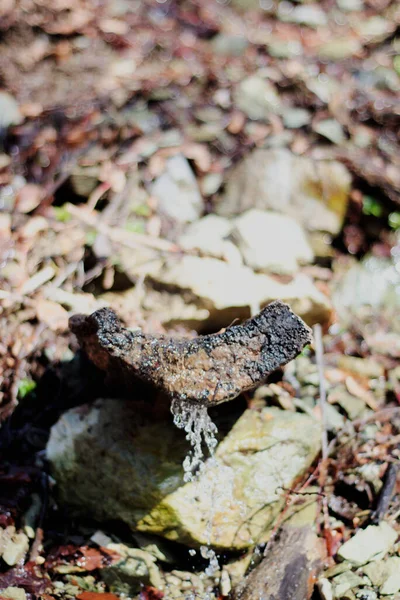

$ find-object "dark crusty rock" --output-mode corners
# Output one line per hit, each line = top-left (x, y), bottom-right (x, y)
(69, 300), (312, 406)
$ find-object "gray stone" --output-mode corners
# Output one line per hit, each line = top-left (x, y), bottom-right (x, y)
(234, 75), (281, 120)
(178, 214), (242, 265)
(313, 119), (346, 145)
(332, 254), (400, 319)
(151, 154), (203, 224)
(337, 523), (398, 566)
(0, 92), (23, 131)
(282, 4), (328, 27)
(212, 34), (248, 56)
(47, 401), (320, 551)
(101, 543), (163, 595)
(282, 108), (311, 129)
(217, 148), (351, 235)
(232, 209), (314, 274)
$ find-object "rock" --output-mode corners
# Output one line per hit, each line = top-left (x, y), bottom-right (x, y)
(0, 589), (27, 600)
(234, 76), (281, 120)
(232, 209), (314, 274)
(151, 154), (203, 224)
(212, 34), (248, 56)
(331, 571), (365, 597)
(47, 401), (320, 551)
(217, 148), (351, 235)
(0, 92), (23, 132)
(151, 255), (331, 326)
(332, 255), (400, 316)
(0, 526), (29, 566)
(282, 108), (311, 129)
(178, 214), (242, 265)
(313, 119), (346, 145)
(317, 37), (362, 60)
(101, 543), (163, 595)
(70, 165), (100, 198)
(233, 524), (324, 599)
(363, 557), (400, 594)
(337, 522), (398, 566)
(282, 4), (328, 27)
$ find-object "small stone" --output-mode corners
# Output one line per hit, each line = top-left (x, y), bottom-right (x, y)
(283, 4), (328, 27)
(151, 154), (203, 224)
(332, 571), (365, 597)
(317, 38), (362, 60)
(318, 577), (334, 600)
(0, 92), (23, 131)
(232, 209), (314, 274)
(313, 119), (346, 145)
(178, 215), (241, 265)
(0, 527), (29, 566)
(337, 523), (398, 566)
(212, 34), (248, 56)
(234, 75), (281, 120)
(101, 543), (163, 594)
(282, 108), (310, 129)
(0, 588), (27, 600)
(363, 557), (400, 594)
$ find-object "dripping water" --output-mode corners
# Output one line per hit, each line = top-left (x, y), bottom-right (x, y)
(170, 399), (221, 598)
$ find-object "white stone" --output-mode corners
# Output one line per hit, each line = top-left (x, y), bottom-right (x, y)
(151, 154), (203, 224)
(178, 214), (242, 265)
(232, 209), (314, 274)
(337, 522), (398, 566)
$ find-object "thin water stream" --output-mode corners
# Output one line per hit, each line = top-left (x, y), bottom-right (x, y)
(171, 399), (222, 599)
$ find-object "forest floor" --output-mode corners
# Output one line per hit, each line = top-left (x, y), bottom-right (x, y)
(0, 0), (400, 599)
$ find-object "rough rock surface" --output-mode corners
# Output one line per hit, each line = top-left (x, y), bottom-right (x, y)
(47, 401), (321, 550)
(152, 255), (332, 326)
(232, 209), (314, 274)
(216, 148), (351, 235)
(69, 301), (312, 406)
(234, 525), (324, 600)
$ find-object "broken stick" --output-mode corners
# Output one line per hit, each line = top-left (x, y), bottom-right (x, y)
(69, 301), (312, 406)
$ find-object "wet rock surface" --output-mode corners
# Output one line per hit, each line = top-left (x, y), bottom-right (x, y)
(69, 301), (312, 406)
(47, 401), (321, 551)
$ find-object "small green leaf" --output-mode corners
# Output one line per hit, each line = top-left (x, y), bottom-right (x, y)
(18, 379), (36, 399)
(362, 195), (383, 217)
(53, 205), (72, 222)
(85, 230), (97, 246)
(388, 212), (400, 230)
(132, 203), (152, 217)
(125, 220), (145, 234)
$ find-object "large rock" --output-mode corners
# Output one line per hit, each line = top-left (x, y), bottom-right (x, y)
(47, 401), (321, 551)
(232, 209), (314, 274)
(151, 255), (332, 326)
(217, 148), (351, 235)
(151, 154), (203, 224)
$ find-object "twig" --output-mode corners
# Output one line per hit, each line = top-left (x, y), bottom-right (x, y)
(371, 463), (399, 524)
(67, 203), (179, 253)
(313, 324), (330, 546)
